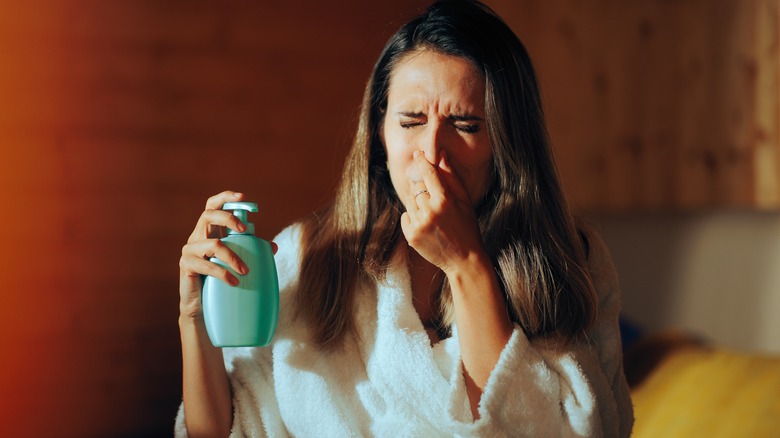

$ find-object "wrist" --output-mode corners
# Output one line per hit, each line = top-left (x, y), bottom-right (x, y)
(178, 312), (206, 330)
(444, 248), (494, 282)
(179, 299), (204, 322)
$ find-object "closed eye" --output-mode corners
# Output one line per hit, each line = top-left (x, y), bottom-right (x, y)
(398, 111), (426, 129)
(454, 123), (480, 134)
(450, 114), (482, 134)
(400, 121), (424, 129)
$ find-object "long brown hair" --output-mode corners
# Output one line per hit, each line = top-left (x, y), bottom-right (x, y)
(295, 0), (597, 351)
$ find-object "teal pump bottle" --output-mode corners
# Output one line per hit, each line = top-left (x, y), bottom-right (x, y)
(202, 202), (279, 347)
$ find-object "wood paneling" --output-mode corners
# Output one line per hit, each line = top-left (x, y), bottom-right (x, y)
(6, 1), (775, 435)
(0, 1), (428, 436)
(487, 0), (780, 211)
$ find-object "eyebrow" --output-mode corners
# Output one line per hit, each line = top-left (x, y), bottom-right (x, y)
(395, 111), (483, 121)
(448, 114), (483, 122)
(396, 111), (425, 118)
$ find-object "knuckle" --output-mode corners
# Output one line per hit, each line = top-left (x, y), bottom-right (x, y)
(227, 250), (242, 265)
(201, 239), (221, 257)
(204, 260), (221, 276)
(206, 190), (229, 209)
(182, 241), (201, 257)
(209, 238), (224, 250)
(419, 209), (434, 223)
(406, 232), (421, 247)
(179, 255), (200, 275)
(221, 269), (236, 283)
(219, 210), (234, 221)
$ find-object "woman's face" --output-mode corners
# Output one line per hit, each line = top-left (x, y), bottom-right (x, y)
(382, 50), (493, 207)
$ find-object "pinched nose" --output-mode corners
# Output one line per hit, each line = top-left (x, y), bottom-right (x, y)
(416, 120), (445, 164)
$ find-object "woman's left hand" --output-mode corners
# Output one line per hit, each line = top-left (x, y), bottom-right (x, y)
(400, 150), (488, 273)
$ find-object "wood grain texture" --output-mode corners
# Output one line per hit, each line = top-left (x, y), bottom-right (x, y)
(0, 1), (428, 436)
(487, 0), (780, 211)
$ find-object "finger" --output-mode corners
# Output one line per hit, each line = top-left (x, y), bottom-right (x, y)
(205, 190), (244, 210)
(270, 241), (278, 255)
(437, 150), (470, 203)
(181, 255), (240, 287)
(183, 238), (249, 276)
(409, 180), (429, 210)
(189, 209), (247, 242)
(400, 211), (429, 252)
(413, 150), (446, 197)
(189, 191), (245, 242)
(205, 209), (247, 235)
(399, 179), (423, 215)
(411, 178), (427, 194)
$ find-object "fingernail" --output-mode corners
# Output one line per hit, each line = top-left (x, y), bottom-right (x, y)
(229, 276), (240, 286)
(239, 263), (249, 275)
(238, 222), (246, 232)
(233, 192), (243, 198)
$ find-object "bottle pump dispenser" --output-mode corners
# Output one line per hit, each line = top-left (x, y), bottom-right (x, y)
(202, 202), (279, 347)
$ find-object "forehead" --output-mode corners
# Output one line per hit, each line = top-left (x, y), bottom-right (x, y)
(387, 50), (485, 111)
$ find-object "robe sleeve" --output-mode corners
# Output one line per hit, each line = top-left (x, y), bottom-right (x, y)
(445, 229), (634, 437)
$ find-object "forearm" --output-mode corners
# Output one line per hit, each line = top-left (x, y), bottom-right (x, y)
(448, 252), (513, 418)
(180, 316), (233, 437)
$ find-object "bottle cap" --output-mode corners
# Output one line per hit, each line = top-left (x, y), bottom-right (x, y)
(223, 202), (258, 235)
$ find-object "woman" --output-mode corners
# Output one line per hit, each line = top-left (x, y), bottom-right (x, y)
(177, 1), (633, 436)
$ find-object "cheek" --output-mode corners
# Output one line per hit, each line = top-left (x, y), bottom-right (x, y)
(477, 148), (493, 179)
(477, 151), (494, 190)
(476, 160), (493, 194)
(460, 144), (493, 200)
(383, 128), (412, 189)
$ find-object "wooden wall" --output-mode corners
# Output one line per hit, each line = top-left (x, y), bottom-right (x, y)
(0, 1), (427, 436)
(489, 0), (779, 211)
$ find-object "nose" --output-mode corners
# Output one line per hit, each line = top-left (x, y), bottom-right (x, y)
(418, 119), (444, 164)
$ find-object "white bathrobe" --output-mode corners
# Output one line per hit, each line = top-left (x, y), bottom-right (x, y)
(175, 224), (634, 437)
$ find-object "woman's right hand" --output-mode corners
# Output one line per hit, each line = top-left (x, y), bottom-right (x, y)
(178, 190), (250, 320)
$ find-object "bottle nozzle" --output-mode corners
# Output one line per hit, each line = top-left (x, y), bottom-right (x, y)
(223, 202), (258, 235)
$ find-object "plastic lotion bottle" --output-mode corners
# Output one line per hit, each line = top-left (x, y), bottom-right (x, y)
(202, 202), (279, 347)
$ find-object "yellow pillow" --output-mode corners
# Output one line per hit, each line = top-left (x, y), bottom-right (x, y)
(631, 346), (780, 437)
